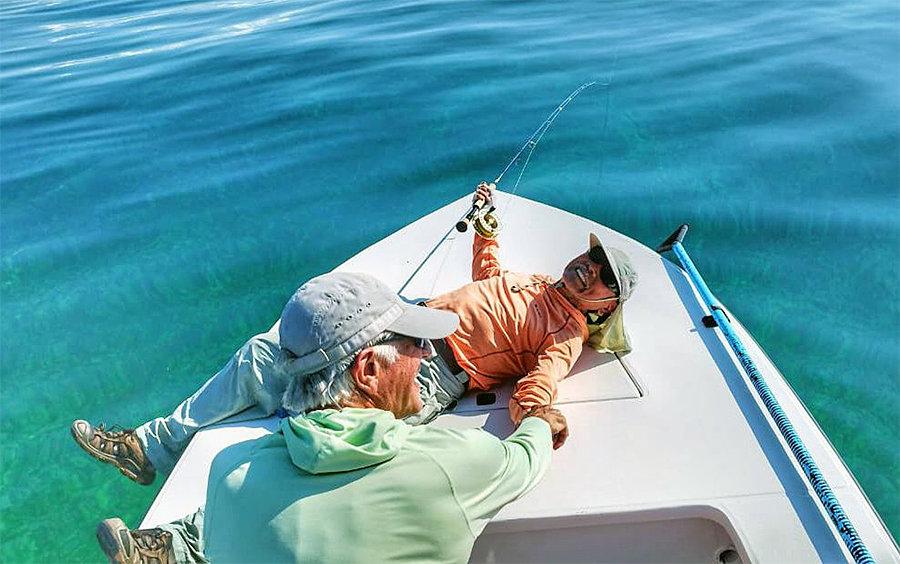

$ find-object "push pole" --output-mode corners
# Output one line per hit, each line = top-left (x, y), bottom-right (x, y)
(657, 224), (874, 564)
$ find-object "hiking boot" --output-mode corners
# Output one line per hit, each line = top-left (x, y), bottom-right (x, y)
(71, 420), (156, 485)
(96, 518), (174, 564)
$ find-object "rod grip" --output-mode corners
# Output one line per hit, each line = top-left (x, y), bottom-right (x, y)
(455, 198), (486, 232)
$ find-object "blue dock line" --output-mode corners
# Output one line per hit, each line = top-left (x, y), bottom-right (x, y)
(659, 225), (874, 564)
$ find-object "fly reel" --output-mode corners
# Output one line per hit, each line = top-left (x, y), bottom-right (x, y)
(455, 200), (502, 239)
(472, 206), (502, 240)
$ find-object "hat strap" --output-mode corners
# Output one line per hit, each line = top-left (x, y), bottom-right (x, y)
(289, 303), (403, 375)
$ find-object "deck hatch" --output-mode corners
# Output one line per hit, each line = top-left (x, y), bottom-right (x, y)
(453, 348), (643, 414)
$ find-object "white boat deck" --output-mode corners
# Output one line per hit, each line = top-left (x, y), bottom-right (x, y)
(142, 193), (899, 563)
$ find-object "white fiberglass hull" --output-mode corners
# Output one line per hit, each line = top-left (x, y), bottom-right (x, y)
(142, 193), (899, 563)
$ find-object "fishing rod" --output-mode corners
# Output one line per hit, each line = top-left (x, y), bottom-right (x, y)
(402, 82), (602, 296)
(495, 80), (598, 186)
(455, 81), (600, 235)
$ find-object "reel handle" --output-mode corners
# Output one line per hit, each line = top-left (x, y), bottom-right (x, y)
(455, 197), (486, 233)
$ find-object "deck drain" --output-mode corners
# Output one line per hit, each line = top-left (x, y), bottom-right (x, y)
(716, 547), (741, 564)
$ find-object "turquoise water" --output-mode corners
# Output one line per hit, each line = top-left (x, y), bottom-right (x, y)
(1, 0), (898, 561)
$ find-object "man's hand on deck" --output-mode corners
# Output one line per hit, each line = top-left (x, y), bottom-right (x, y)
(523, 406), (569, 450)
(473, 182), (495, 207)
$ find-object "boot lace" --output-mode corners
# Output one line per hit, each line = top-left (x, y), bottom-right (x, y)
(132, 528), (172, 551)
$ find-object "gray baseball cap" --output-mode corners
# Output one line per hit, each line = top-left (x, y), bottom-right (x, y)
(279, 272), (459, 375)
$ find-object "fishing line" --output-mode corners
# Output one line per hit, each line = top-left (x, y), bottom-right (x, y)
(595, 50), (618, 193)
(397, 222), (459, 297)
(425, 232), (456, 298)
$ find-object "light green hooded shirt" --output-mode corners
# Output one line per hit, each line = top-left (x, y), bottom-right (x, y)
(202, 408), (552, 563)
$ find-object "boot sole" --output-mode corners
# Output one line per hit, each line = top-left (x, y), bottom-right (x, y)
(96, 518), (130, 564)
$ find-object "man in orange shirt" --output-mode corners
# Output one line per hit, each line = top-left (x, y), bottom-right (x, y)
(73, 182), (637, 486)
(408, 182), (639, 446)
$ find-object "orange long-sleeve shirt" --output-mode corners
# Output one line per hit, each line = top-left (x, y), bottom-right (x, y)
(426, 235), (588, 423)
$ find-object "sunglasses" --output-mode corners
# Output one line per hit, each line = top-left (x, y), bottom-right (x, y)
(390, 336), (430, 352)
(588, 246), (619, 296)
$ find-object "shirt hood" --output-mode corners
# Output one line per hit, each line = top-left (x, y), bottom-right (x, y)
(281, 408), (411, 474)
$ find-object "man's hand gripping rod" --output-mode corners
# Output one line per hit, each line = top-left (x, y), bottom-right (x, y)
(455, 182), (495, 233)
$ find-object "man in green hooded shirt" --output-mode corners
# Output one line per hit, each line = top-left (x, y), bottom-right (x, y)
(98, 271), (566, 563)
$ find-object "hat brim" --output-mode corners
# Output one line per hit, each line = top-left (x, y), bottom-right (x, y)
(589, 232), (624, 301)
(387, 301), (459, 340)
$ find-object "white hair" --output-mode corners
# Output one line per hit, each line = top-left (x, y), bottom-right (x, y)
(280, 330), (401, 414)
